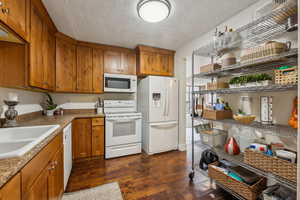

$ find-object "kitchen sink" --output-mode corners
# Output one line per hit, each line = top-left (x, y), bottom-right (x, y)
(0, 125), (60, 159)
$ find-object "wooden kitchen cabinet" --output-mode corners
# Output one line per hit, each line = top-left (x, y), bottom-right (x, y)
(29, 3), (44, 88)
(92, 126), (105, 156)
(29, 2), (56, 90)
(104, 50), (122, 74)
(136, 45), (175, 77)
(22, 132), (63, 200)
(104, 50), (136, 75)
(0, 0), (29, 40)
(56, 34), (77, 92)
(73, 118), (105, 160)
(92, 48), (104, 93)
(77, 45), (93, 92)
(72, 118), (92, 159)
(0, 173), (21, 200)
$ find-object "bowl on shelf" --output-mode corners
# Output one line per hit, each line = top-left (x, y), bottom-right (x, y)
(233, 114), (256, 124)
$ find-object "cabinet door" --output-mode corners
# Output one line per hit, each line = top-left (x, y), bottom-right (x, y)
(76, 45), (93, 92)
(56, 39), (76, 92)
(4, 0), (27, 39)
(104, 50), (122, 74)
(43, 25), (55, 90)
(0, 173), (21, 200)
(92, 125), (104, 157)
(49, 148), (64, 200)
(121, 52), (136, 75)
(29, 4), (44, 88)
(72, 119), (92, 159)
(156, 53), (174, 76)
(24, 168), (50, 200)
(0, 0), (6, 22)
(92, 48), (104, 93)
(140, 52), (156, 75)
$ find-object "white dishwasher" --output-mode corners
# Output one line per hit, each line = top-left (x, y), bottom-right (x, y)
(63, 123), (72, 190)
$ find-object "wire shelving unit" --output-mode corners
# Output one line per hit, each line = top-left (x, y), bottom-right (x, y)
(188, 2), (298, 198)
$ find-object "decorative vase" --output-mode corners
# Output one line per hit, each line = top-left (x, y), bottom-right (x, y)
(46, 110), (55, 116)
(224, 137), (240, 155)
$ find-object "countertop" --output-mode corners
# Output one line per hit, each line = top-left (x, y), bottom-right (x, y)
(0, 113), (105, 188)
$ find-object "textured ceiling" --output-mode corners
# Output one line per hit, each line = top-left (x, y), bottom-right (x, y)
(42, 0), (259, 50)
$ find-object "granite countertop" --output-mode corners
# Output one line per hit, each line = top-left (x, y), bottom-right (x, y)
(0, 113), (105, 188)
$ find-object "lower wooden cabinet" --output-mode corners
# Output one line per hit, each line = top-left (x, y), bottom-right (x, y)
(73, 118), (105, 160)
(0, 173), (21, 200)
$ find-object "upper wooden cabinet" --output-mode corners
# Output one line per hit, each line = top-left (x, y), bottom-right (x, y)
(56, 34), (77, 92)
(76, 45), (93, 92)
(29, 1), (56, 90)
(104, 50), (136, 75)
(0, 0), (29, 40)
(136, 45), (175, 77)
(92, 48), (104, 93)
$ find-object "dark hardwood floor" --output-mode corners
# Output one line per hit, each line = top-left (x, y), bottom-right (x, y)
(66, 149), (234, 200)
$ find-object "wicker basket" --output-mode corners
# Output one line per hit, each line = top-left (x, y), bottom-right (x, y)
(208, 162), (267, 200)
(275, 66), (298, 85)
(240, 41), (289, 63)
(200, 63), (221, 73)
(244, 149), (297, 182)
(233, 115), (256, 124)
(272, 0), (298, 24)
(207, 82), (229, 90)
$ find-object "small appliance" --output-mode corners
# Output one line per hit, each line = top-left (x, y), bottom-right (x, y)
(104, 100), (142, 158)
(104, 73), (137, 93)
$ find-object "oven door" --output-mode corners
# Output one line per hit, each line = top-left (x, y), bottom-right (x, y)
(106, 117), (142, 146)
(104, 74), (136, 93)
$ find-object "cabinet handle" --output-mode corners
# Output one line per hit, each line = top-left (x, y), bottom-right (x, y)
(2, 8), (9, 14)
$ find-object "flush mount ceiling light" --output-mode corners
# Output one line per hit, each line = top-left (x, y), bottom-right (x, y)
(137, 0), (171, 23)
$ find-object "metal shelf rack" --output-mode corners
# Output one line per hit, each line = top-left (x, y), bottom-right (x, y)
(194, 84), (298, 95)
(188, 1), (298, 198)
(194, 4), (296, 57)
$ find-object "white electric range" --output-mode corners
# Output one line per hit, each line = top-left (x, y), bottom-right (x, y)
(104, 100), (142, 159)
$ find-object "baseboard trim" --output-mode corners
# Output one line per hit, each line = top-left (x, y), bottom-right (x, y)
(178, 144), (187, 151)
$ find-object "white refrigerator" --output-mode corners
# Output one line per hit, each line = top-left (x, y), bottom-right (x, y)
(138, 76), (179, 155)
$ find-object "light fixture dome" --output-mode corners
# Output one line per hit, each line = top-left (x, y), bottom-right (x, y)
(137, 0), (171, 23)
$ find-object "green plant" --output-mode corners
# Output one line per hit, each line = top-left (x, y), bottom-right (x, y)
(229, 73), (272, 85)
(45, 93), (57, 110)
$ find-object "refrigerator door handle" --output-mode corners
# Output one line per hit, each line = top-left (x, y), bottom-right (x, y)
(150, 121), (178, 128)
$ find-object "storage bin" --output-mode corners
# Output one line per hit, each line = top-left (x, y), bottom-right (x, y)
(199, 129), (227, 147)
(208, 162), (267, 200)
(200, 63), (221, 73)
(203, 109), (232, 120)
(207, 82), (229, 90)
(244, 149), (297, 182)
(275, 66), (298, 85)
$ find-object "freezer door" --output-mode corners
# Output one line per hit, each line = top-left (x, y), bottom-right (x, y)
(149, 77), (178, 123)
(148, 121), (178, 154)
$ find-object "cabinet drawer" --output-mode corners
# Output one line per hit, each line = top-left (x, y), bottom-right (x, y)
(21, 132), (63, 194)
(92, 118), (104, 126)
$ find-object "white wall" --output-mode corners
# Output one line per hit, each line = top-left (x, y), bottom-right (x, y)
(175, 0), (298, 149)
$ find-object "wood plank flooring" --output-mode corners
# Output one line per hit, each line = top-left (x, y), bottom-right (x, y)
(66, 150), (234, 200)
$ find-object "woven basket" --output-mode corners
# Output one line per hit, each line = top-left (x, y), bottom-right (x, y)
(275, 66), (298, 85)
(240, 42), (289, 63)
(244, 149), (297, 182)
(233, 115), (256, 124)
(207, 82), (229, 90)
(208, 162), (267, 200)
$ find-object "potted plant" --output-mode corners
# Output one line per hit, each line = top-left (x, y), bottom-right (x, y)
(44, 93), (57, 116)
(256, 73), (272, 86)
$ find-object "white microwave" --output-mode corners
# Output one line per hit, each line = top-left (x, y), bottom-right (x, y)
(104, 73), (137, 93)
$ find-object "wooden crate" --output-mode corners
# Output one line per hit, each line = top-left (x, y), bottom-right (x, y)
(203, 110), (232, 120)
(275, 66), (298, 85)
(200, 63), (221, 73)
(208, 162), (267, 200)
